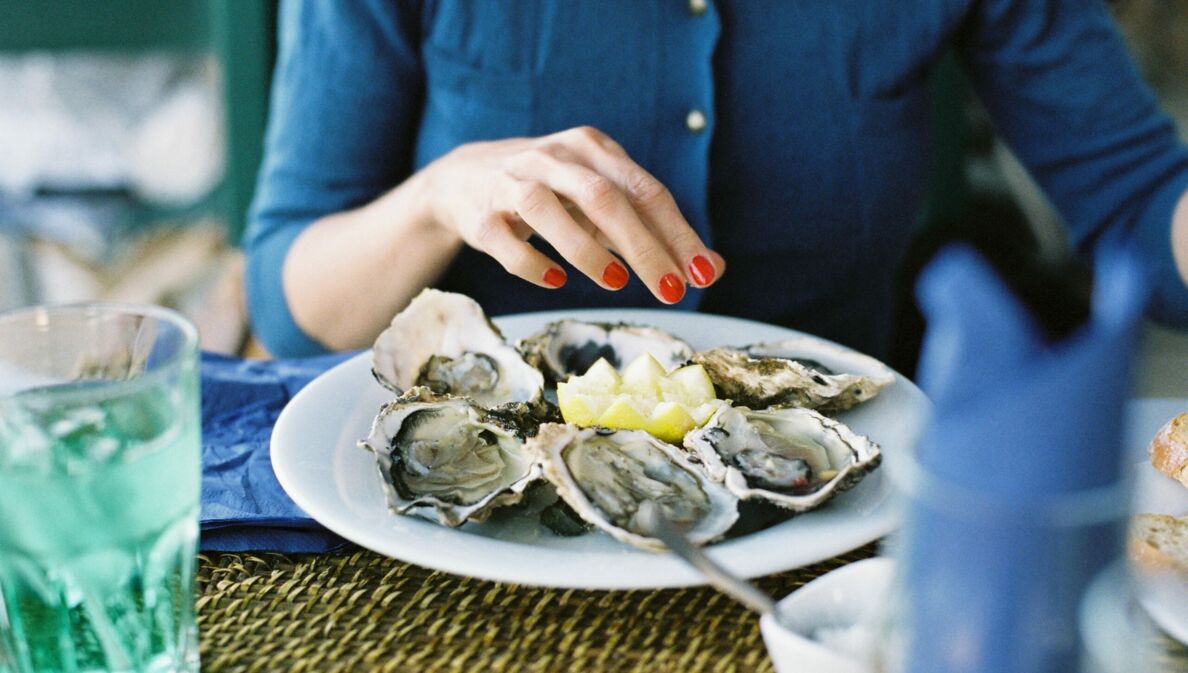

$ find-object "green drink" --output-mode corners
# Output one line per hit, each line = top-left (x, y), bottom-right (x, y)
(0, 305), (200, 673)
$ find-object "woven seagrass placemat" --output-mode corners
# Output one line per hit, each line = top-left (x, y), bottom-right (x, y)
(196, 544), (1188, 673)
(196, 544), (875, 673)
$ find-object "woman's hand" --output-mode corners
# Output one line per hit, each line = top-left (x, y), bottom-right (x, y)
(280, 126), (726, 352)
(422, 126), (724, 303)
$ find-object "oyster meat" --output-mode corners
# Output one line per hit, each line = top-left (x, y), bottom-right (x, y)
(519, 320), (693, 383)
(527, 423), (738, 551)
(683, 404), (880, 512)
(372, 289), (544, 407)
(692, 341), (894, 413)
(360, 388), (540, 527)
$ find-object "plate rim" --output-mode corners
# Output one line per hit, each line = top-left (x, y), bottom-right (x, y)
(271, 308), (924, 589)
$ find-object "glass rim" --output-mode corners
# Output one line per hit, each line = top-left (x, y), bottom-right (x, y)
(0, 302), (200, 396)
(883, 439), (1132, 527)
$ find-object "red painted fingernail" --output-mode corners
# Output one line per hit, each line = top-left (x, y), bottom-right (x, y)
(543, 267), (567, 288)
(603, 261), (629, 289)
(658, 273), (685, 303)
(688, 255), (716, 286)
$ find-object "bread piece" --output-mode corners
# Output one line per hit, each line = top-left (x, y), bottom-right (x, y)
(1149, 413), (1188, 489)
(1130, 513), (1188, 574)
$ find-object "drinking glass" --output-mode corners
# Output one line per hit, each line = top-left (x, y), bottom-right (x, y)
(1077, 562), (1158, 673)
(0, 304), (200, 673)
(870, 446), (1152, 673)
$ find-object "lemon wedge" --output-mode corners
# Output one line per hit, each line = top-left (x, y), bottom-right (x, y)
(556, 353), (718, 443)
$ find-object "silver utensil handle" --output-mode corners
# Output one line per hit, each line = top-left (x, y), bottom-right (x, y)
(638, 501), (777, 617)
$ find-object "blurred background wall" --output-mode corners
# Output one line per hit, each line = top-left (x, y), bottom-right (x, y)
(985, 0), (1188, 395)
(0, 0), (1184, 379)
(1088, 0), (1188, 396)
(0, 0), (274, 354)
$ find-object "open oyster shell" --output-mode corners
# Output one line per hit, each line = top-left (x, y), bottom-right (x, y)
(683, 404), (881, 512)
(359, 387), (541, 527)
(372, 289), (544, 407)
(692, 342), (894, 413)
(526, 423), (739, 551)
(518, 320), (693, 383)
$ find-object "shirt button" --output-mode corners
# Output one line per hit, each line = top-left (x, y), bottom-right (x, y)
(688, 0), (708, 16)
(685, 109), (707, 133)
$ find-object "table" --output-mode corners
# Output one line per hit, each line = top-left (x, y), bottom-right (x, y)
(195, 543), (1187, 673)
(196, 544), (875, 673)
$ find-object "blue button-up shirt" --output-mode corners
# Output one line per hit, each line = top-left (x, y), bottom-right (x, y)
(246, 0), (1188, 358)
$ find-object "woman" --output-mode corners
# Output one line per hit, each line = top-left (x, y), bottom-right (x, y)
(246, 0), (1188, 360)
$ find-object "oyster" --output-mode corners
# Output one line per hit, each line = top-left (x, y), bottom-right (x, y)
(372, 289), (544, 407)
(683, 404), (880, 512)
(519, 320), (693, 383)
(527, 423), (738, 551)
(359, 388), (540, 527)
(692, 342), (894, 413)
(745, 337), (893, 376)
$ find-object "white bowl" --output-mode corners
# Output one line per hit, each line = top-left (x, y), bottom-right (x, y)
(760, 557), (895, 673)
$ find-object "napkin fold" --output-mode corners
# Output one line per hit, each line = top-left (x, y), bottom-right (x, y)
(199, 351), (357, 553)
(896, 245), (1149, 673)
(913, 245), (1148, 494)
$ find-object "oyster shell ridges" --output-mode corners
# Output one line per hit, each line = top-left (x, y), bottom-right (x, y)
(526, 423), (739, 551)
(692, 345), (893, 413)
(359, 387), (541, 527)
(683, 404), (881, 512)
(518, 320), (694, 383)
(744, 337), (895, 390)
(371, 288), (544, 407)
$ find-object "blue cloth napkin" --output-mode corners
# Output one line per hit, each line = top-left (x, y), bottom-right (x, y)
(199, 351), (358, 553)
(914, 246), (1148, 494)
(896, 245), (1149, 673)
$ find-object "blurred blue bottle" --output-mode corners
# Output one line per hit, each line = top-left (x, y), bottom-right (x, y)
(889, 245), (1148, 673)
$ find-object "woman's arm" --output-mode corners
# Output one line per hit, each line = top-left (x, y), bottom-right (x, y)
(281, 170), (461, 351)
(245, 0), (427, 357)
(283, 129), (726, 351)
(250, 1), (721, 355)
(959, 0), (1188, 325)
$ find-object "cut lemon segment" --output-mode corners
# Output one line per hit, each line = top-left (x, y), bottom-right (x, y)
(668, 364), (717, 404)
(620, 353), (669, 396)
(596, 397), (650, 431)
(648, 402), (697, 443)
(556, 384), (601, 427)
(562, 358), (620, 394)
(555, 353), (719, 442)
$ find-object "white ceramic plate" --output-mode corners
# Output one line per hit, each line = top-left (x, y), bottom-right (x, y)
(761, 557), (894, 673)
(271, 309), (929, 589)
(1130, 399), (1188, 644)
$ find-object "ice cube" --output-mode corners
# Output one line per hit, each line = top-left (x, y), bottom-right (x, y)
(0, 361), (68, 395)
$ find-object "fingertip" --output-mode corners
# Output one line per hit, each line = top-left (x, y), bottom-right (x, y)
(602, 260), (629, 290)
(687, 254), (716, 287)
(658, 273), (685, 304)
(542, 267), (568, 289)
(708, 250), (727, 280)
